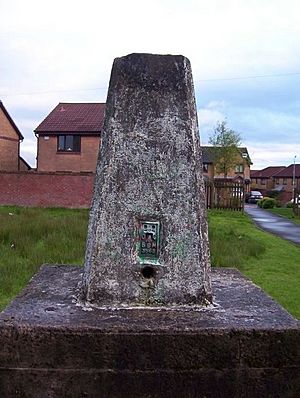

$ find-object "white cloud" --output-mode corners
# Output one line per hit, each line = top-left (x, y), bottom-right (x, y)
(20, 138), (37, 167)
(1, 0), (300, 169)
(247, 142), (300, 169)
(2, 0), (300, 94)
(198, 101), (228, 142)
(230, 106), (300, 144)
(198, 108), (224, 126)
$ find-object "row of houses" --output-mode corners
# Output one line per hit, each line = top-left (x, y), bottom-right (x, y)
(0, 101), (252, 177)
(0, 100), (298, 202)
(251, 165), (300, 198)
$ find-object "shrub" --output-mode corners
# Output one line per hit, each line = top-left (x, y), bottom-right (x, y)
(286, 202), (293, 208)
(259, 197), (276, 209)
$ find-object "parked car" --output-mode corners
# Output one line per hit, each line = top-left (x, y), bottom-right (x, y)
(245, 190), (264, 204)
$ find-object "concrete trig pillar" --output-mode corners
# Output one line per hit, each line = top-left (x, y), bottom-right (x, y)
(82, 53), (212, 306)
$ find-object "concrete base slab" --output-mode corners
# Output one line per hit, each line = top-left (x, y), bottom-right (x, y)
(0, 265), (299, 397)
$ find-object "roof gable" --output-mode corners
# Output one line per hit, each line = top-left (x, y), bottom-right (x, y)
(35, 103), (106, 134)
(0, 101), (24, 140)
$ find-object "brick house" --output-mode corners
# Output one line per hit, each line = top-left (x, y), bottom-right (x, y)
(0, 101), (30, 171)
(35, 103), (105, 173)
(271, 164), (300, 195)
(201, 146), (252, 182)
(250, 166), (286, 193)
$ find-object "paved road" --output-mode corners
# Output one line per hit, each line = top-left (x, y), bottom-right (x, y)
(244, 205), (300, 246)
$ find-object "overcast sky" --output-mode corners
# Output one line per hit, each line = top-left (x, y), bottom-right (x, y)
(1, 0), (300, 169)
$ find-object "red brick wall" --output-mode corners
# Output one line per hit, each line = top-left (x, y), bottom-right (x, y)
(0, 138), (19, 171)
(277, 191), (293, 204)
(37, 135), (100, 173)
(0, 171), (95, 208)
(19, 158), (31, 171)
(0, 108), (20, 171)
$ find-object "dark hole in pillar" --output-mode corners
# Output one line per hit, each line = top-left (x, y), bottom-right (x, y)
(141, 266), (155, 279)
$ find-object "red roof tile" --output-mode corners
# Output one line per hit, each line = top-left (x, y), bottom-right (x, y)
(250, 169), (259, 177)
(35, 103), (105, 134)
(273, 164), (300, 178)
(251, 166), (286, 178)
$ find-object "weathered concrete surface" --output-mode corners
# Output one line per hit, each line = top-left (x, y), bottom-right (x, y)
(0, 265), (299, 397)
(82, 53), (211, 306)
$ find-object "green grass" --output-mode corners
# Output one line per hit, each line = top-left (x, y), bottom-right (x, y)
(0, 206), (89, 310)
(266, 207), (300, 225)
(208, 210), (300, 319)
(0, 206), (299, 319)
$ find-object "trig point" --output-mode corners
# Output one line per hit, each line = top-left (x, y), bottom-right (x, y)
(1, 54), (299, 397)
(82, 53), (212, 306)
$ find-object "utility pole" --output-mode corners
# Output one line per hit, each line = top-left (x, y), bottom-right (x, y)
(292, 155), (297, 212)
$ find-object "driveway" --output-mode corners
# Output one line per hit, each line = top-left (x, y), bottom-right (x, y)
(244, 205), (300, 246)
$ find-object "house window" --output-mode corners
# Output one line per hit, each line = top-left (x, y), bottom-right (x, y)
(275, 178), (279, 184)
(283, 177), (287, 185)
(235, 164), (244, 173)
(261, 178), (266, 185)
(203, 163), (209, 173)
(57, 135), (80, 152)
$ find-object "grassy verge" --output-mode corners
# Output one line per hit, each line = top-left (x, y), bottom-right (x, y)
(208, 210), (300, 319)
(0, 206), (299, 319)
(266, 207), (300, 225)
(0, 206), (89, 310)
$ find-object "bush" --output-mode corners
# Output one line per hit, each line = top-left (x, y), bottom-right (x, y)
(257, 199), (263, 208)
(286, 202), (293, 208)
(258, 197), (276, 209)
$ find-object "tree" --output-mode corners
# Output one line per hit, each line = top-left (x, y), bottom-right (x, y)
(208, 120), (242, 178)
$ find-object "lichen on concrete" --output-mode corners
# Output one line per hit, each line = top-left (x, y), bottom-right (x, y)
(1, 265), (299, 397)
(81, 53), (212, 306)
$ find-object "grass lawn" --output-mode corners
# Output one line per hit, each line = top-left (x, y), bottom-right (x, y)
(208, 209), (300, 319)
(0, 206), (299, 319)
(266, 207), (300, 225)
(0, 206), (89, 310)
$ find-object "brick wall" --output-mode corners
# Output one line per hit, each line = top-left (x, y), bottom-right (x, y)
(19, 158), (31, 171)
(0, 171), (95, 208)
(277, 191), (293, 204)
(0, 138), (19, 171)
(37, 135), (100, 172)
(204, 159), (251, 180)
(0, 108), (20, 171)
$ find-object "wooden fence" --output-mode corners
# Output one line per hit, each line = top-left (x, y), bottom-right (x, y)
(205, 179), (245, 211)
